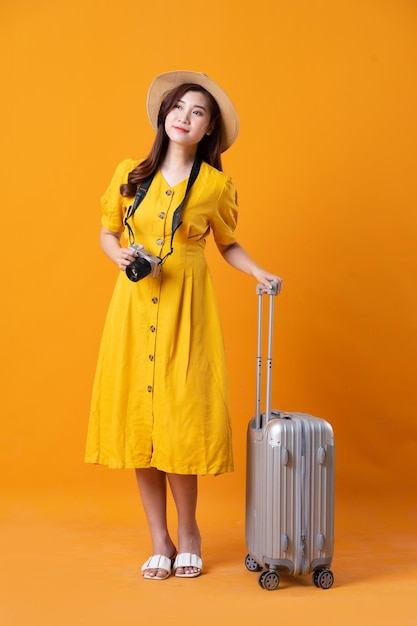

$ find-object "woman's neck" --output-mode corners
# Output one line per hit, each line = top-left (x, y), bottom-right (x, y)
(163, 143), (196, 168)
(160, 144), (197, 187)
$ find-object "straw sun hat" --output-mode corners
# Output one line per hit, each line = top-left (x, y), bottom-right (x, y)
(146, 70), (239, 152)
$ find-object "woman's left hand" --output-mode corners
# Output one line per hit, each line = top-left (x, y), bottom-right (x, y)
(253, 271), (283, 293)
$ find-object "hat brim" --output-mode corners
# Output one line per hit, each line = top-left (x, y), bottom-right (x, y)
(146, 70), (239, 152)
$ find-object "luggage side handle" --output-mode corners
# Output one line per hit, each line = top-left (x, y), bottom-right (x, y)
(255, 280), (281, 429)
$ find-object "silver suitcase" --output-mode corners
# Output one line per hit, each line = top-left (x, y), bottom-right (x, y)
(245, 283), (335, 590)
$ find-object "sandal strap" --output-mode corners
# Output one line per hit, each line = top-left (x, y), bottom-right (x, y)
(173, 553), (202, 570)
(141, 554), (173, 572)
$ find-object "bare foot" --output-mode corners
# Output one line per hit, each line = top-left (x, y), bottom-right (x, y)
(141, 539), (177, 579)
(175, 526), (202, 576)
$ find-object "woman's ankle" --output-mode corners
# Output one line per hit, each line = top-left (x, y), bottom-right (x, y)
(177, 525), (201, 556)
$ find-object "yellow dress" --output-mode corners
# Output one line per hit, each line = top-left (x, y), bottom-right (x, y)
(85, 158), (238, 474)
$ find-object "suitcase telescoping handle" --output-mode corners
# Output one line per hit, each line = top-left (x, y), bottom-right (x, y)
(255, 280), (281, 429)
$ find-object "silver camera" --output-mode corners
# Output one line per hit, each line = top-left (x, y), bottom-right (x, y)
(125, 244), (162, 282)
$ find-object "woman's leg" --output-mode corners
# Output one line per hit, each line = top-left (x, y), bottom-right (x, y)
(135, 468), (176, 578)
(167, 474), (201, 575)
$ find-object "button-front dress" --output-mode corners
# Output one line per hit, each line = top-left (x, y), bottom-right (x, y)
(85, 158), (238, 474)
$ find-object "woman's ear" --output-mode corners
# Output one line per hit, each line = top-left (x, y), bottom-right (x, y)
(206, 123), (214, 136)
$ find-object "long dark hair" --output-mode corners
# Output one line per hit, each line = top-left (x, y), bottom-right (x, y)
(120, 83), (223, 197)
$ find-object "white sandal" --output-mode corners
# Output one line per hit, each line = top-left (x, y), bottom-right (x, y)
(141, 554), (175, 580)
(173, 553), (202, 578)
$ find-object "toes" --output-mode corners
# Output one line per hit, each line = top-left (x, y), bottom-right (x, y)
(142, 568), (168, 579)
(175, 566), (200, 576)
(142, 568), (154, 578)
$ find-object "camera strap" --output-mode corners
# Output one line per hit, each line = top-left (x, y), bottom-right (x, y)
(124, 157), (202, 263)
(124, 174), (156, 246)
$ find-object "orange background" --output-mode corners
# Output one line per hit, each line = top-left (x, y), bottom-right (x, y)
(1, 0), (416, 624)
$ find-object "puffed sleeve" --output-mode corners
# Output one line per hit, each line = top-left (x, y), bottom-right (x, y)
(100, 158), (137, 233)
(210, 175), (239, 246)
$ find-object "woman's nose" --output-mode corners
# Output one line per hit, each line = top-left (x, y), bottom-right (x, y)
(178, 108), (190, 123)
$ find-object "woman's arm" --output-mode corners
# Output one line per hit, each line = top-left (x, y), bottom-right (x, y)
(217, 242), (282, 289)
(100, 226), (140, 271)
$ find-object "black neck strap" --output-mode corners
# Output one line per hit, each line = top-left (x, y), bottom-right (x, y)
(124, 157), (202, 264)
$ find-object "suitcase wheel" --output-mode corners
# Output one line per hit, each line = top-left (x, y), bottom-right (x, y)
(245, 554), (262, 572)
(312, 568), (334, 589)
(258, 569), (280, 591)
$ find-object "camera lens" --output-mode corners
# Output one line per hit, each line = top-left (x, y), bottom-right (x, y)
(126, 257), (152, 282)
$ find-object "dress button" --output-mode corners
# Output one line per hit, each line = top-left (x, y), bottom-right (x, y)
(158, 212), (165, 219)
(150, 325), (156, 332)
(166, 190), (172, 196)
(149, 355), (154, 361)
(156, 238), (163, 246)
(147, 385), (153, 392)
(152, 297), (158, 304)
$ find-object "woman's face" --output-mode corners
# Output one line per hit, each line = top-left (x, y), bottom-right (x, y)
(164, 90), (214, 149)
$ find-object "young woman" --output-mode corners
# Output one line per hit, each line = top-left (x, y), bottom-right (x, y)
(85, 70), (282, 580)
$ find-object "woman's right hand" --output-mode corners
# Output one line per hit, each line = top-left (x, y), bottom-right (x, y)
(116, 245), (142, 271)
(100, 226), (142, 271)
